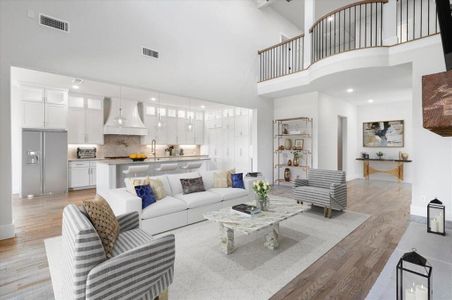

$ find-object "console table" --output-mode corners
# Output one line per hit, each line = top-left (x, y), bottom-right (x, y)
(356, 158), (412, 181)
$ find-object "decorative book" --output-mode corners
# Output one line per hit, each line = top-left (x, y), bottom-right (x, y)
(232, 204), (261, 217)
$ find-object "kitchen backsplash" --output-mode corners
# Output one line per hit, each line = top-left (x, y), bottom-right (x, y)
(68, 135), (201, 159)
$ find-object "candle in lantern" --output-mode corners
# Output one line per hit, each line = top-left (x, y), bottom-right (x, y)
(415, 284), (428, 300)
(405, 286), (416, 300)
(430, 217), (438, 232)
(437, 212), (444, 233)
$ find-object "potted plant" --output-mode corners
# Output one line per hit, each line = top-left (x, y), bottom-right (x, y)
(253, 180), (271, 211)
(376, 151), (384, 159)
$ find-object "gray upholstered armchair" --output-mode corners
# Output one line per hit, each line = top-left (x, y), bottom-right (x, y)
(62, 204), (175, 300)
(293, 169), (347, 218)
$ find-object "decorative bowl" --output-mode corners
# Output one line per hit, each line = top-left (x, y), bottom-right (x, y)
(130, 157), (147, 162)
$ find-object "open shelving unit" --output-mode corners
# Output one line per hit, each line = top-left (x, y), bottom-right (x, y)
(273, 117), (313, 187)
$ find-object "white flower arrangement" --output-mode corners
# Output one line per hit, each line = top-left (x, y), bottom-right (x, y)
(253, 180), (271, 201)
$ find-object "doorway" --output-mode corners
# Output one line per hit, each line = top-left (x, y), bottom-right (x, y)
(337, 116), (347, 171)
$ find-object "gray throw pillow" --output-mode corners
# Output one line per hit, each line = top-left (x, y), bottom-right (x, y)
(180, 177), (206, 194)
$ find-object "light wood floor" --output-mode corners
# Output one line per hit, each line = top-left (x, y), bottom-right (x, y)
(0, 179), (410, 300)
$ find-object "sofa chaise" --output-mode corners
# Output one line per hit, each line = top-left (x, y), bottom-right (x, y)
(100, 171), (251, 235)
(293, 168), (347, 218)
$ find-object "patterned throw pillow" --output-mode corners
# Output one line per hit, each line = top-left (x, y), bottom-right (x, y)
(82, 195), (119, 258)
(180, 177), (206, 194)
(149, 178), (166, 200)
(213, 171), (228, 188)
(125, 177), (150, 195)
(134, 184), (156, 209)
(231, 173), (245, 189)
(226, 169), (236, 187)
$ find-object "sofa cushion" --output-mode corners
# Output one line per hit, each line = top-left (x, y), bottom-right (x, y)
(200, 171), (216, 190)
(149, 175), (172, 196)
(294, 186), (331, 206)
(180, 177), (206, 194)
(174, 191), (222, 208)
(141, 196), (188, 219)
(167, 172), (200, 195)
(82, 195), (120, 258)
(213, 171), (228, 188)
(149, 178), (166, 200)
(111, 228), (153, 257)
(231, 173), (245, 189)
(124, 177), (150, 195)
(210, 188), (249, 201)
(134, 184), (156, 209)
(226, 169), (235, 187)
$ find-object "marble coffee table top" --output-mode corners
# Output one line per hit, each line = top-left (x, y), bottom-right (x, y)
(204, 196), (303, 234)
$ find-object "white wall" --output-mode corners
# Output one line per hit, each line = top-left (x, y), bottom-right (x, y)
(273, 92), (358, 180)
(0, 0), (300, 239)
(356, 100), (413, 183)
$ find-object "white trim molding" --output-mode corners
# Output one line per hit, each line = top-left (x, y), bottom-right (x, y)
(0, 223), (15, 240)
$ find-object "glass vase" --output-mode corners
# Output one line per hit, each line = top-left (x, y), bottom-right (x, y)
(256, 194), (269, 211)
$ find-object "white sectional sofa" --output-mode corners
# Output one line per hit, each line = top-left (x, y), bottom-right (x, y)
(101, 171), (251, 235)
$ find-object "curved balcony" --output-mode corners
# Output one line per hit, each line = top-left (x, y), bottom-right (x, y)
(257, 0), (440, 83)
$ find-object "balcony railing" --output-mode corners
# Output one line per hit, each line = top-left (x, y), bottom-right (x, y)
(396, 0), (439, 43)
(310, 0), (387, 64)
(258, 33), (304, 82)
(257, 0), (441, 82)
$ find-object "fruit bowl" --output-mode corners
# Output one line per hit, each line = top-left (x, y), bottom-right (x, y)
(129, 153), (147, 161)
(130, 157), (147, 162)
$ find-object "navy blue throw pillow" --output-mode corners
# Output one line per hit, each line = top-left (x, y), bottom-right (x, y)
(231, 173), (245, 189)
(134, 184), (156, 209)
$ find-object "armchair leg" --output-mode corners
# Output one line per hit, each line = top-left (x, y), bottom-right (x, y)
(156, 289), (168, 300)
(324, 207), (332, 218)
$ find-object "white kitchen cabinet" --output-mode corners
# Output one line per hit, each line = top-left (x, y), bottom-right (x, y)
(194, 119), (204, 145)
(235, 114), (250, 138)
(67, 95), (104, 144)
(166, 112), (178, 144)
(69, 161), (96, 189)
(20, 84), (68, 129)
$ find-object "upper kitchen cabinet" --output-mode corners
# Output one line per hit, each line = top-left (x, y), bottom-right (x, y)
(68, 94), (104, 144)
(194, 111), (204, 145)
(234, 108), (250, 137)
(20, 84), (68, 129)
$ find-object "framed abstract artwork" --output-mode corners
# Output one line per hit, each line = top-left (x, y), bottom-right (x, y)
(363, 120), (404, 147)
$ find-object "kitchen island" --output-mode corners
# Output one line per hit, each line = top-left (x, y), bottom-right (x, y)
(96, 155), (211, 194)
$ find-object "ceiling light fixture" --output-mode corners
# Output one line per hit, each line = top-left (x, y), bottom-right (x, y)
(115, 86), (126, 126)
(151, 97), (156, 102)
(200, 105), (206, 109)
(368, 99), (374, 103)
(72, 78), (83, 90)
(346, 88), (354, 93)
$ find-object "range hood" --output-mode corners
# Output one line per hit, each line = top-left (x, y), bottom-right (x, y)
(104, 98), (147, 136)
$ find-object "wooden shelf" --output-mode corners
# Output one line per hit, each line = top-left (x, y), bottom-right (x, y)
(275, 165), (309, 169)
(274, 149), (311, 153)
(275, 134), (311, 137)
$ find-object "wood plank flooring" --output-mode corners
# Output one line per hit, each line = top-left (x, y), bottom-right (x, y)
(0, 179), (410, 300)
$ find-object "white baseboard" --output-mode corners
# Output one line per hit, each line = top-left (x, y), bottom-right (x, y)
(0, 223), (15, 240)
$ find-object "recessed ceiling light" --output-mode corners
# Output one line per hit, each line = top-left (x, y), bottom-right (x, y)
(368, 99), (374, 103)
(72, 78), (83, 90)
(151, 97), (156, 101)
(72, 85), (80, 89)
(200, 105), (206, 109)
(327, 16), (334, 22)
(346, 88), (354, 93)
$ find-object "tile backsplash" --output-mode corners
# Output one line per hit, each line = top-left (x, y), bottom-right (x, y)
(68, 135), (200, 159)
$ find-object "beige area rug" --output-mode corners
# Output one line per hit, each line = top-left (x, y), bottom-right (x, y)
(45, 203), (368, 300)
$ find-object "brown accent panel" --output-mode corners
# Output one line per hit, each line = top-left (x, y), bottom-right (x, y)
(422, 70), (452, 136)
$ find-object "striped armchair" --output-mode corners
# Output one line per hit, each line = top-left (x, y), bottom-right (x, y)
(293, 169), (347, 218)
(62, 204), (175, 300)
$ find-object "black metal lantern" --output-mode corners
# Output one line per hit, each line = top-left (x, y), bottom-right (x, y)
(396, 249), (432, 300)
(427, 198), (445, 236)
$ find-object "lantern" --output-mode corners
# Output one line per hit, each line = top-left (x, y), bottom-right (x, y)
(396, 249), (432, 300)
(427, 198), (445, 236)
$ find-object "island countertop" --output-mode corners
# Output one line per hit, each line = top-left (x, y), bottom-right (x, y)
(97, 155), (210, 165)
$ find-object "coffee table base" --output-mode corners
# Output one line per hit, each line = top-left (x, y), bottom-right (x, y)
(219, 222), (280, 254)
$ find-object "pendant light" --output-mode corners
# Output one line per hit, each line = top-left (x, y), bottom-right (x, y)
(187, 98), (193, 131)
(115, 86), (126, 127)
(157, 93), (163, 128)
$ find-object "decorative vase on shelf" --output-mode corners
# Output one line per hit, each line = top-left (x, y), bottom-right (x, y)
(284, 168), (291, 182)
(284, 139), (292, 150)
(287, 159), (292, 166)
(376, 152), (384, 159)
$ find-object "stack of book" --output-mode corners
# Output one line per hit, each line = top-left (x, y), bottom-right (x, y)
(232, 204), (261, 217)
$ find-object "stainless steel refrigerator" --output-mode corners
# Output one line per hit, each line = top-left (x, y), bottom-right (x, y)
(22, 129), (68, 197)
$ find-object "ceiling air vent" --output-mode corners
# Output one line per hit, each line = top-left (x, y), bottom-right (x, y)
(142, 47), (159, 59)
(39, 14), (69, 32)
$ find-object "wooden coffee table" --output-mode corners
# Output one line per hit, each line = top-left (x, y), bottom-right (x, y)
(204, 196), (303, 254)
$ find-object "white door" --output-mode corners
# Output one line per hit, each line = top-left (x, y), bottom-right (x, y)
(86, 98), (104, 144)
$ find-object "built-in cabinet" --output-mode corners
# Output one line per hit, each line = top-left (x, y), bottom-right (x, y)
(20, 84), (68, 129)
(206, 108), (252, 172)
(69, 160), (97, 189)
(141, 103), (204, 145)
(67, 94), (104, 144)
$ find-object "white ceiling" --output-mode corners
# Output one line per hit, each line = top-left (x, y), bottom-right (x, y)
(268, 63), (413, 105)
(12, 67), (237, 111)
(269, 0), (305, 31)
